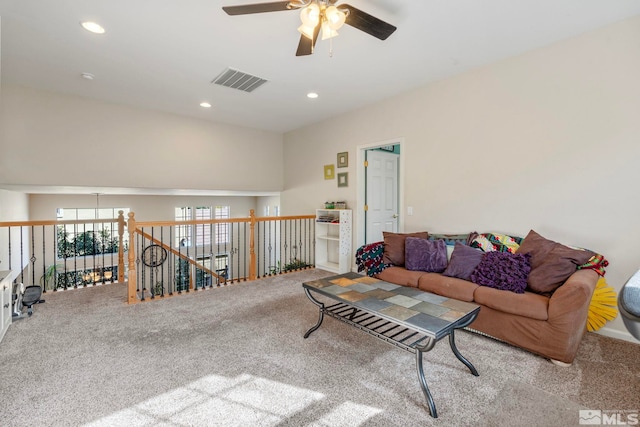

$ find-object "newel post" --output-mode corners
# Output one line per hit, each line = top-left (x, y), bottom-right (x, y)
(127, 212), (137, 304)
(117, 210), (126, 283)
(249, 209), (256, 281)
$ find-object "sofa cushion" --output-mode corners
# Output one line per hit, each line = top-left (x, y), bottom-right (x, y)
(405, 237), (447, 273)
(470, 251), (532, 294)
(417, 273), (478, 302)
(376, 266), (424, 288)
(382, 231), (429, 266)
(516, 230), (596, 295)
(470, 233), (523, 253)
(442, 243), (485, 281)
(473, 286), (549, 321)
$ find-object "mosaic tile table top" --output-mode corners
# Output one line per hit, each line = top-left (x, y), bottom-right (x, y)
(303, 272), (479, 340)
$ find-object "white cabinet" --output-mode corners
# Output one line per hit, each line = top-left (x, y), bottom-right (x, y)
(0, 271), (12, 343)
(315, 209), (352, 274)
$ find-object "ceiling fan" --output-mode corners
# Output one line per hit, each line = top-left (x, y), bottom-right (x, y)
(222, 1), (397, 56)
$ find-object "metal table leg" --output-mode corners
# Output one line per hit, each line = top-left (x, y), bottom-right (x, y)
(303, 288), (325, 338)
(449, 313), (479, 376)
(415, 338), (438, 418)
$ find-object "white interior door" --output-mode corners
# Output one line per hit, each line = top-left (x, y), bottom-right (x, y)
(366, 149), (399, 243)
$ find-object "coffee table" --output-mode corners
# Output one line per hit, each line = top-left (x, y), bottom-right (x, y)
(302, 272), (480, 418)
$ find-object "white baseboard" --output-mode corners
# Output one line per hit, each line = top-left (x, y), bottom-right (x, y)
(594, 327), (640, 344)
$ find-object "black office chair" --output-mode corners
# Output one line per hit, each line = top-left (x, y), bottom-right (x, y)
(619, 269), (640, 340)
(12, 283), (44, 319)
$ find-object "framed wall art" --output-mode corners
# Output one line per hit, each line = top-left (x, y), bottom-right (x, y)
(324, 164), (335, 180)
(337, 152), (348, 168)
(337, 172), (348, 187)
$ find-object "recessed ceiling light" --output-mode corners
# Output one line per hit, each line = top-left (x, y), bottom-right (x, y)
(81, 21), (105, 34)
(200, 102), (212, 108)
(307, 92), (319, 99)
(81, 72), (95, 80)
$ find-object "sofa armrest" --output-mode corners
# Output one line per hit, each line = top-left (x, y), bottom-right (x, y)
(548, 269), (598, 319)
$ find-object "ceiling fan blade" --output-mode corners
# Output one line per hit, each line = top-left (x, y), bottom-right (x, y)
(295, 22), (321, 56)
(223, 1), (292, 15)
(341, 4), (397, 40)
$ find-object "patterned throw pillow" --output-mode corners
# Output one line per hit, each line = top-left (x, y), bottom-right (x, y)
(578, 254), (609, 276)
(470, 251), (532, 294)
(428, 231), (479, 246)
(470, 233), (523, 253)
(355, 241), (389, 277)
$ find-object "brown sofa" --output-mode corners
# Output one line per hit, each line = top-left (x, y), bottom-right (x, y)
(357, 230), (603, 365)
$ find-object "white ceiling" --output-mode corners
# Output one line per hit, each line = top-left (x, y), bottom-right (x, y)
(2, 0), (640, 135)
(2, 1), (640, 197)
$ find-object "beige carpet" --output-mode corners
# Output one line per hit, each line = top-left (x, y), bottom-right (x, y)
(0, 269), (638, 427)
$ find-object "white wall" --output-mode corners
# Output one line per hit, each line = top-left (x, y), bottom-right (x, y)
(0, 189), (29, 279)
(0, 85), (284, 192)
(282, 16), (640, 341)
(28, 194), (258, 222)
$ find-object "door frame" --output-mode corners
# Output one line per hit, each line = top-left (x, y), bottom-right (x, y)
(356, 137), (405, 249)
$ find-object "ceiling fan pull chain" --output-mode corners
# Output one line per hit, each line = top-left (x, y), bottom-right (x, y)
(329, 36), (333, 58)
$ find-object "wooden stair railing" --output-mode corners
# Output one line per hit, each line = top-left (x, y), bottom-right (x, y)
(125, 210), (316, 304)
(136, 229), (225, 281)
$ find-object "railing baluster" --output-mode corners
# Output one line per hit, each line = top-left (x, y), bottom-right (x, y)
(73, 223), (77, 288)
(150, 226), (155, 299)
(209, 221), (213, 289)
(7, 228), (12, 272)
(41, 225), (46, 292)
(167, 228), (171, 293)
(30, 225), (35, 286)
(283, 220), (288, 273)
(230, 225), (234, 283)
(258, 221), (263, 278)
(139, 227), (144, 301)
(243, 222), (247, 281)
(52, 224), (57, 291)
(194, 222), (198, 291)
(62, 224), (67, 290)
(267, 220), (271, 275)
(185, 231), (190, 292)
(81, 222), (86, 287)
(109, 221), (113, 284)
(18, 227), (22, 284)
(160, 227), (165, 296)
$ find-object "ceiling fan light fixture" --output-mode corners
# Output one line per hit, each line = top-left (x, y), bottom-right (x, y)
(299, 3), (320, 27)
(325, 6), (346, 30)
(297, 23), (316, 40)
(321, 21), (339, 40)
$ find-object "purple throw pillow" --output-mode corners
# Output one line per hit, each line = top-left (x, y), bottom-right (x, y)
(470, 251), (532, 294)
(405, 237), (448, 273)
(442, 242), (485, 281)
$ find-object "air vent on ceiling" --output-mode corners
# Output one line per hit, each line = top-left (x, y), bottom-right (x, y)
(211, 67), (268, 93)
